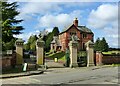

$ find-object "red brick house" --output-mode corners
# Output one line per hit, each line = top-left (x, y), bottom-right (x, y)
(51, 18), (94, 51)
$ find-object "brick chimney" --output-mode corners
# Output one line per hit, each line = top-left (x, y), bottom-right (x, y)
(73, 18), (78, 27)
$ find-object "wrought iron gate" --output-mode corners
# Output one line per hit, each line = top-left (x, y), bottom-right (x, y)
(77, 51), (87, 67)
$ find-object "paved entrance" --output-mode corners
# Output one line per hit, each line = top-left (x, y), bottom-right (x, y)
(45, 59), (65, 68)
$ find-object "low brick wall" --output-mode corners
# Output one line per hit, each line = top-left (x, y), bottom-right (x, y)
(0, 56), (12, 68)
(102, 55), (120, 64)
(1, 53), (16, 68)
(96, 52), (120, 65)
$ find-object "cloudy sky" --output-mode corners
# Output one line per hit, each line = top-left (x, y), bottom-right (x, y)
(10, 0), (119, 48)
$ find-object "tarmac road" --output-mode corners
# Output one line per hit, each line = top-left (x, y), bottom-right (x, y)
(1, 66), (119, 85)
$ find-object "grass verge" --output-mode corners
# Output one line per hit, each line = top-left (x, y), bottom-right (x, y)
(45, 51), (65, 61)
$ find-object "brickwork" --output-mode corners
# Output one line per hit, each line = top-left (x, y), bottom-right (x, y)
(59, 28), (93, 51)
(95, 52), (120, 65)
(58, 18), (93, 51)
(1, 53), (16, 68)
(1, 57), (12, 68)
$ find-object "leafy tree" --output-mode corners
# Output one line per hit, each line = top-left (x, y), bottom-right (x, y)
(24, 27), (60, 52)
(94, 37), (109, 52)
(24, 43), (30, 51)
(101, 37), (109, 52)
(94, 38), (100, 51)
(52, 27), (59, 36)
(45, 27), (60, 52)
(3, 39), (15, 50)
(24, 35), (38, 51)
(38, 30), (48, 42)
(28, 35), (38, 44)
(45, 32), (53, 51)
(1, 1), (24, 51)
(30, 41), (36, 51)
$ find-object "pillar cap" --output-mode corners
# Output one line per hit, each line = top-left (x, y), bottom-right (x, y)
(85, 40), (94, 46)
(37, 38), (44, 43)
(85, 40), (94, 47)
(69, 41), (78, 47)
(15, 38), (24, 46)
(36, 38), (45, 47)
(16, 38), (24, 43)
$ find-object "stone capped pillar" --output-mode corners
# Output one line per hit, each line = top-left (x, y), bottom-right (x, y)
(15, 38), (24, 65)
(69, 41), (78, 68)
(36, 38), (45, 65)
(96, 51), (103, 66)
(85, 40), (95, 67)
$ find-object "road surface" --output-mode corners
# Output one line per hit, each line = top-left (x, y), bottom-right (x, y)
(1, 66), (119, 85)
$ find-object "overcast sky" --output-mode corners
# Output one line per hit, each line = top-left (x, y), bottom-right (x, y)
(9, 0), (119, 48)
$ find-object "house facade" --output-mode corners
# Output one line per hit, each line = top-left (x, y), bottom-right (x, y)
(51, 18), (94, 51)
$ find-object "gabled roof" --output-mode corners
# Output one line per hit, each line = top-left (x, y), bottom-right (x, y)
(77, 26), (93, 33)
(51, 36), (61, 46)
(59, 24), (93, 34)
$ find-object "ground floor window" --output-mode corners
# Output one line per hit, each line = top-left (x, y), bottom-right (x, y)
(82, 43), (85, 50)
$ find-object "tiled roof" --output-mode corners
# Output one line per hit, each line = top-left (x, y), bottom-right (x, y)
(77, 26), (93, 33)
(60, 24), (93, 34)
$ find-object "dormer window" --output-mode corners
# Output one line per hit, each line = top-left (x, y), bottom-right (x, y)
(83, 34), (87, 38)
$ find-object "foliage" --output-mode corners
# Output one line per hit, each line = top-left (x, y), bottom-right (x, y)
(77, 51), (87, 66)
(112, 64), (120, 67)
(30, 41), (36, 51)
(94, 37), (109, 52)
(2, 39), (16, 50)
(59, 55), (65, 61)
(94, 38), (100, 51)
(45, 32), (53, 51)
(101, 37), (109, 52)
(24, 43), (30, 51)
(52, 27), (59, 36)
(24, 27), (60, 52)
(24, 35), (38, 51)
(102, 50), (120, 55)
(45, 27), (60, 52)
(1, 1), (24, 51)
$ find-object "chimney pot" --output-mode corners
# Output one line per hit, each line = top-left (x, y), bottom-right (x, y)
(73, 18), (78, 27)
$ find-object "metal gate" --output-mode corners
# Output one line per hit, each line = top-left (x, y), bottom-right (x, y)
(77, 51), (87, 67)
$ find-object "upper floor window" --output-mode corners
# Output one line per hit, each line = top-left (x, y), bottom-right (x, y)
(83, 34), (87, 38)
(70, 32), (76, 36)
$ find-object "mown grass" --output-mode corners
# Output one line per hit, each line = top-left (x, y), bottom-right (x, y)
(45, 51), (65, 61)
(112, 64), (120, 67)
(59, 55), (65, 61)
(102, 50), (120, 55)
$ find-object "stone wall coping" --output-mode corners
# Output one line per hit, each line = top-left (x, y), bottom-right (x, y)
(36, 38), (44, 42)
(16, 38), (24, 43)
(85, 40), (94, 46)
(1, 56), (13, 59)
